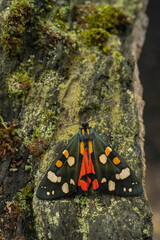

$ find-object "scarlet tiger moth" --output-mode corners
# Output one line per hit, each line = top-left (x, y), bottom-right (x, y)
(36, 122), (143, 200)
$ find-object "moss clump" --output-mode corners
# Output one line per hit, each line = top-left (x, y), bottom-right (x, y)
(0, 117), (21, 164)
(80, 5), (131, 52)
(17, 182), (34, 210)
(16, 182), (36, 238)
(27, 137), (48, 156)
(52, 6), (72, 30)
(0, 200), (22, 239)
(6, 70), (32, 98)
(1, 0), (34, 56)
(1, 36), (23, 56)
(41, 23), (62, 48)
(87, 5), (131, 34)
(82, 28), (110, 49)
(40, 22), (76, 52)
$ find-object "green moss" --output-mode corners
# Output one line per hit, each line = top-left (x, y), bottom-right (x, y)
(16, 182), (37, 238)
(25, 165), (32, 172)
(87, 5), (131, 34)
(51, 5), (73, 30)
(80, 5), (131, 52)
(6, 69), (32, 101)
(1, 36), (22, 56)
(37, 18), (77, 54)
(54, 6), (71, 21)
(6, 56), (35, 99)
(6, 70), (32, 99)
(17, 182), (33, 211)
(1, 0), (34, 56)
(82, 28), (110, 50)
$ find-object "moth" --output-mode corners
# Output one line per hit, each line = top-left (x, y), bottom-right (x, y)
(36, 122), (143, 200)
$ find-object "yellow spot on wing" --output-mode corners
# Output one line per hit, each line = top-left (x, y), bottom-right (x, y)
(105, 147), (112, 156)
(88, 140), (93, 154)
(87, 128), (90, 135)
(80, 141), (84, 155)
(82, 129), (84, 135)
(63, 149), (69, 158)
(56, 160), (63, 168)
(113, 157), (121, 165)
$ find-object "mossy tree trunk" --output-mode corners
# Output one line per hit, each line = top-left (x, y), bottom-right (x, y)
(0, 0), (152, 239)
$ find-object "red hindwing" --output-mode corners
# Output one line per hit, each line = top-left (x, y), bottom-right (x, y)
(78, 148), (99, 191)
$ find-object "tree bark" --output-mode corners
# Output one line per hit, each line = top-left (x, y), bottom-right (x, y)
(0, 0), (152, 239)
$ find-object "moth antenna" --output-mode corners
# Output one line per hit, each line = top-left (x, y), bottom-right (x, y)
(58, 109), (111, 129)
(58, 113), (109, 129)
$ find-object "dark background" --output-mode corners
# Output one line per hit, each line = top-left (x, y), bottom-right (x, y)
(138, 0), (160, 239)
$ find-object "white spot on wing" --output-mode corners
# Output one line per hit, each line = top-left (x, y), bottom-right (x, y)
(108, 180), (115, 191)
(47, 171), (57, 182)
(70, 179), (75, 185)
(47, 171), (61, 183)
(119, 167), (130, 180)
(101, 178), (107, 183)
(62, 182), (69, 194)
(129, 188), (132, 192)
(52, 190), (55, 195)
(115, 174), (120, 180)
(123, 187), (126, 192)
(47, 191), (50, 196)
(67, 156), (75, 167)
(57, 176), (62, 183)
(99, 154), (107, 164)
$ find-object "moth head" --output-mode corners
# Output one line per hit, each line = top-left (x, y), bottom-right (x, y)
(81, 122), (89, 130)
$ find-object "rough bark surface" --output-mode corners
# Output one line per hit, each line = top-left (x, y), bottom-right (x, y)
(0, 0), (152, 239)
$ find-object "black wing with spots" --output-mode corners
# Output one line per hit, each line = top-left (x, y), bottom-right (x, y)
(36, 133), (82, 200)
(91, 131), (143, 196)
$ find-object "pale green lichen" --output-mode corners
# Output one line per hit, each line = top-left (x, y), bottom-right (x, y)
(79, 4), (131, 52)
(113, 0), (143, 18)
(18, 70), (62, 144)
(6, 70), (32, 99)
(53, 212), (60, 227)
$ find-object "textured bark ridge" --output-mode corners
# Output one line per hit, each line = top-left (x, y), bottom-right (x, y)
(0, 0), (152, 239)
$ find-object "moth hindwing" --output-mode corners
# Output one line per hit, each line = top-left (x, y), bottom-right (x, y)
(36, 123), (143, 200)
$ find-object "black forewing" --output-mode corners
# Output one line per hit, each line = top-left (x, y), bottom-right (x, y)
(36, 133), (82, 200)
(91, 131), (143, 196)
